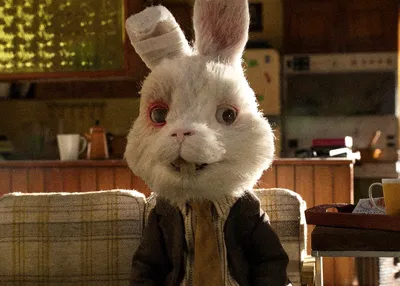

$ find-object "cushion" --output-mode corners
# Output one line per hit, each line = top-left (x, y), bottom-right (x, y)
(0, 190), (146, 286)
(255, 188), (307, 286)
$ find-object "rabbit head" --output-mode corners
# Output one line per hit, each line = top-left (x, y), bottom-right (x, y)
(125, 0), (275, 204)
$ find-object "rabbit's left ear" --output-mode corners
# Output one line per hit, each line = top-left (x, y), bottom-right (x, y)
(193, 0), (249, 65)
(126, 5), (191, 70)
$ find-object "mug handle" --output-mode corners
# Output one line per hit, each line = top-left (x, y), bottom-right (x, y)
(79, 136), (88, 155)
(368, 182), (386, 212)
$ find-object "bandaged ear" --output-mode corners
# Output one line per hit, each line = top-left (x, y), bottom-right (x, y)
(125, 5), (191, 70)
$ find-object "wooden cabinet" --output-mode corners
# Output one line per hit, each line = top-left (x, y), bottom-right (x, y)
(0, 0), (147, 81)
(126, 1), (193, 79)
(284, 0), (339, 53)
(0, 158), (354, 285)
(0, 0), (189, 82)
(0, 0), (195, 96)
(343, 0), (398, 52)
(0, 160), (152, 197)
(163, 3), (194, 42)
(284, 0), (398, 54)
(125, 0), (148, 82)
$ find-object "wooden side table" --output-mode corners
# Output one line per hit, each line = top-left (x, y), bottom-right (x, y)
(311, 226), (400, 286)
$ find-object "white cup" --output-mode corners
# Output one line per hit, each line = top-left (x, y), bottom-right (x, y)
(57, 134), (87, 161)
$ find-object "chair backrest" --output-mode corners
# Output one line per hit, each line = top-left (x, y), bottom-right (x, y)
(147, 188), (307, 286)
(254, 188), (307, 286)
(0, 188), (306, 285)
(0, 190), (146, 285)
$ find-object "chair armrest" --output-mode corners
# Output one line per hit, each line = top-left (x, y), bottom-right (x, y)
(301, 255), (316, 286)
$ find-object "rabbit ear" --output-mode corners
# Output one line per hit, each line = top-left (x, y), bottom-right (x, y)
(193, 0), (249, 65)
(126, 5), (191, 70)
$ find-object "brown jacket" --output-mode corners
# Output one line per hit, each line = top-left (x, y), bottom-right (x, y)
(131, 191), (289, 285)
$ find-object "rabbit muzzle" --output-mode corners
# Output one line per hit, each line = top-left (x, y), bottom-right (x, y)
(171, 156), (208, 175)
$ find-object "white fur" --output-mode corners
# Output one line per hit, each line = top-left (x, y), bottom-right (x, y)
(125, 57), (275, 204)
(125, 0), (275, 205)
(125, 5), (192, 69)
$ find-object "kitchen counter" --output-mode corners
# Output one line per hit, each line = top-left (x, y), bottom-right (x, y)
(354, 161), (400, 178)
(0, 158), (354, 202)
(0, 158), (354, 167)
(0, 159), (129, 168)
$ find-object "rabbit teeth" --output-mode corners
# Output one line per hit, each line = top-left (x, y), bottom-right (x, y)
(171, 157), (208, 173)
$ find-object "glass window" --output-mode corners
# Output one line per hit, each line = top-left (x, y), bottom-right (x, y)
(0, 0), (124, 73)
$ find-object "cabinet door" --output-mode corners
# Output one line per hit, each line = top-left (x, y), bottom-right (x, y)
(125, 0), (149, 81)
(0, 0), (133, 80)
(165, 3), (194, 42)
(283, 0), (340, 54)
(342, 0), (398, 52)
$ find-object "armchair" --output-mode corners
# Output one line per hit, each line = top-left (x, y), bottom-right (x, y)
(0, 188), (314, 285)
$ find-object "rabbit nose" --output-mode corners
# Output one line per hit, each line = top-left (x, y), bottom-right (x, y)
(171, 130), (194, 142)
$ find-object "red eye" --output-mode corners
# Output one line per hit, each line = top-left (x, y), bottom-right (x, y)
(149, 103), (168, 126)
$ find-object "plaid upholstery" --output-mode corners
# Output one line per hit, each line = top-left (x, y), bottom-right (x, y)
(255, 188), (307, 286)
(0, 188), (306, 285)
(0, 190), (146, 286)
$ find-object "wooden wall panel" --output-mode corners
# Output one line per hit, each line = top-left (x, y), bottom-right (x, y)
(115, 167), (133, 190)
(276, 165), (295, 190)
(97, 168), (115, 190)
(132, 175), (151, 197)
(63, 168), (81, 192)
(258, 166), (276, 188)
(44, 168), (63, 192)
(314, 166), (334, 205)
(333, 165), (356, 285)
(28, 168), (45, 193)
(333, 165), (353, 203)
(314, 166), (335, 285)
(294, 166), (314, 207)
(295, 165), (314, 254)
(0, 169), (11, 196)
(335, 257), (356, 286)
(80, 168), (97, 192)
(11, 168), (28, 193)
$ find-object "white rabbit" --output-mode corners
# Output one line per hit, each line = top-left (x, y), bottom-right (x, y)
(125, 0), (289, 285)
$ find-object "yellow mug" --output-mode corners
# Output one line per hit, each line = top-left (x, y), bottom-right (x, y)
(368, 179), (400, 216)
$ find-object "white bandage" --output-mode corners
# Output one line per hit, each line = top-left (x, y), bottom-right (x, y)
(126, 5), (191, 69)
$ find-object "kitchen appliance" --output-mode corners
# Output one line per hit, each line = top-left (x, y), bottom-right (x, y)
(244, 48), (281, 116)
(85, 121), (109, 160)
(283, 52), (397, 116)
(282, 52), (398, 161)
(282, 52), (399, 218)
(243, 48), (281, 155)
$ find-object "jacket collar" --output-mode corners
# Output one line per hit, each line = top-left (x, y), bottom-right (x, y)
(230, 190), (261, 217)
(155, 196), (177, 216)
(176, 196), (238, 219)
(155, 190), (261, 218)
